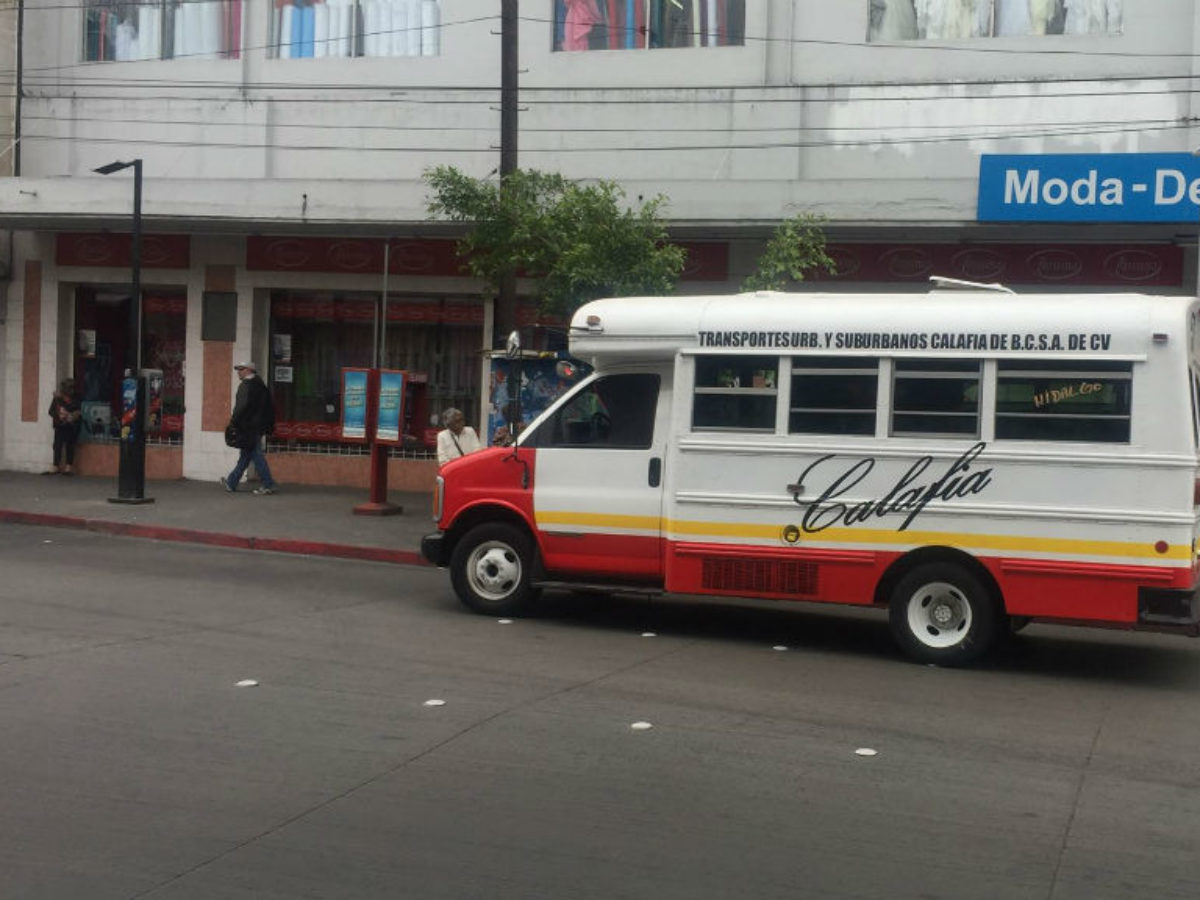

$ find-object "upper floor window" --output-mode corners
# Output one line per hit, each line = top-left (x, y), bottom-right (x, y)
(553, 0), (745, 52)
(270, 0), (443, 59)
(868, 0), (1123, 40)
(84, 1), (243, 62)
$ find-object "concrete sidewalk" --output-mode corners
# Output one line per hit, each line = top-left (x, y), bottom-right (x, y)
(0, 471), (434, 566)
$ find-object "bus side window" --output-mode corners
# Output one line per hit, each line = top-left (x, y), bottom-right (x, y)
(791, 356), (878, 435)
(524, 374), (659, 449)
(995, 360), (1132, 443)
(891, 359), (981, 438)
(692, 355), (777, 432)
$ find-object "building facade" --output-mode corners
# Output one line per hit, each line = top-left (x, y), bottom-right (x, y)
(1, 0), (1196, 485)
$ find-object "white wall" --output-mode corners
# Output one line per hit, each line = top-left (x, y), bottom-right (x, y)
(10, 0), (1199, 229)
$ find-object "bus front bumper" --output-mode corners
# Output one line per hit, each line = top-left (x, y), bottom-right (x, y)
(421, 532), (449, 568)
(1138, 586), (1200, 635)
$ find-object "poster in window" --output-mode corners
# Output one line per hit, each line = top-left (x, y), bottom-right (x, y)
(375, 370), (405, 444)
(341, 368), (370, 442)
(78, 329), (97, 358)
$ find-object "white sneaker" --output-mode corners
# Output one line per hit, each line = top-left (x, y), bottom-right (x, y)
(253, 486), (276, 495)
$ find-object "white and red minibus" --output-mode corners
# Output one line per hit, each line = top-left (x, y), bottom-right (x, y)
(421, 282), (1200, 665)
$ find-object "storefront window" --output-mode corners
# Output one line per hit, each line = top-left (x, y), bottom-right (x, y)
(269, 0), (444, 59)
(83, 1), (243, 62)
(74, 286), (186, 443)
(553, 0), (745, 51)
(268, 291), (484, 450)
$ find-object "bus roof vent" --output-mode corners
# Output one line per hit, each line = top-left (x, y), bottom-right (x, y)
(929, 275), (1015, 295)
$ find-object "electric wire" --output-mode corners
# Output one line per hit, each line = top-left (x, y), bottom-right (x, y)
(17, 118), (1189, 155)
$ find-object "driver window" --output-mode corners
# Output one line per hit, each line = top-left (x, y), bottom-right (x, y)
(525, 374), (659, 449)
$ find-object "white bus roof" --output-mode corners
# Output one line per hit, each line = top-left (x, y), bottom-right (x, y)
(569, 290), (1199, 361)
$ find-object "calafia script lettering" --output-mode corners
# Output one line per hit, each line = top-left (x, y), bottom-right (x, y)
(792, 443), (993, 533)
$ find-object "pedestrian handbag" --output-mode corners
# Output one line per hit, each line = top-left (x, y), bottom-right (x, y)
(224, 424), (241, 448)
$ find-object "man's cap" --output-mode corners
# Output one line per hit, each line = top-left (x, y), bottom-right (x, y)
(234, 361), (257, 372)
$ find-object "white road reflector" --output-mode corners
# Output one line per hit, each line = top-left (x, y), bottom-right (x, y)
(772, 645), (788, 652)
(855, 748), (878, 757)
(235, 679), (258, 688)
(497, 619), (513, 625)
(641, 632), (657, 638)
(630, 721), (653, 731)
(423, 699), (447, 707)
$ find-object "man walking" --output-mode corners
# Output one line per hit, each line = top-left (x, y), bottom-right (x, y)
(221, 362), (279, 495)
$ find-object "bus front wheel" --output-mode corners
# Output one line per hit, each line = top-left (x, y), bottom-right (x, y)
(450, 523), (541, 617)
(888, 562), (1000, 667)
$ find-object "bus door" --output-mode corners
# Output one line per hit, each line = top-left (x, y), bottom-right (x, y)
(524, 371), (668, 582)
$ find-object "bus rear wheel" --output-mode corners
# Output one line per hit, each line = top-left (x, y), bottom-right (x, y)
(888, 562), (1000, 667)
(450, 523), (541, 617)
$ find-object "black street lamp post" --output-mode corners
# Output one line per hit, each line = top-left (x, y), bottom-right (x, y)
(95, 158), (152, 504)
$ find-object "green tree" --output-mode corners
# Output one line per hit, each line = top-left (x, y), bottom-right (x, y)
(742, 213), (836, 292)
(424, 166), (686, 334)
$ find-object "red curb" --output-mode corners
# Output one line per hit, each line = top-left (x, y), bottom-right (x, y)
(0, 509), (429, 566)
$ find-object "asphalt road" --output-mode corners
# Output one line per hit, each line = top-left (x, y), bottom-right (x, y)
(2, 525), (1200, 900)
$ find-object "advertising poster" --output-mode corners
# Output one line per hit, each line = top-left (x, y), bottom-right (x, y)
(119, 376), (138, 442)
(341, 368), (369, 441)
(376, 370), (405, 444)
(142, 369), (164, 434)
(487, 356), (589, 443)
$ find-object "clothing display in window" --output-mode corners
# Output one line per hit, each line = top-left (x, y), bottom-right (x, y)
(273, 0), (439, 58)
(870, 0), (918, 40)
(870, 0), (1119, 37)
(563, 0), (603, 51)
(83, 1), (241, 62)
(553, 0), (742, 50)
(1063, 0), (1121, 34)
(915, 0), (981, 39)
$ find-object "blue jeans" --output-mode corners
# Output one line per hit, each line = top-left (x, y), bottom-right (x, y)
(227, 441), (276, 490)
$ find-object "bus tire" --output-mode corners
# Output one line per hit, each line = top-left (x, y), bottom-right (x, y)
(888, 562), (999, 667)
(450, 522), (541, 617)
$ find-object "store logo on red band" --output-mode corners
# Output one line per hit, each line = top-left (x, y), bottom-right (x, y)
(951, 248), (1006, 282)
(328, 241), (375, 271)
(390, 242), (437, 273)
(880, 247), (933, 279)
(1027, 249), (1084, 281)
(1104, 249), (1164, 283)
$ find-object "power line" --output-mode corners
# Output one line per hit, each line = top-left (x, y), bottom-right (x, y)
(19, 118), (1189, 155)
(15, 83), (1200, 106)
(18, 111), (1184, 138)
(11, 70), (1200, 95)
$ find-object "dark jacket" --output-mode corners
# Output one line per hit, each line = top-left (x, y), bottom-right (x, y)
(49, 392), (82, 434)
(230, 375), (275, 448)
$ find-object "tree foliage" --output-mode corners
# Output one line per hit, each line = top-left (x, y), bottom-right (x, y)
(741, 213), (836, 292)
(424, 166), (686, 318)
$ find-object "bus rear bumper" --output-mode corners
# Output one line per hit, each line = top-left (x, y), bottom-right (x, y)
(1138, 586), (1200, 635)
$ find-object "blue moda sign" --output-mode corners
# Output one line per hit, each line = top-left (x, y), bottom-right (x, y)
(978, 153), (1200, 223)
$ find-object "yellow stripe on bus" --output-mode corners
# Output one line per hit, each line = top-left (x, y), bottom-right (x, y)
(534, 510), (1194, 562)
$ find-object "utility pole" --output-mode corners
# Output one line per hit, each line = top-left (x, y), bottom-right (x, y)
(495, 0), (519, 348)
